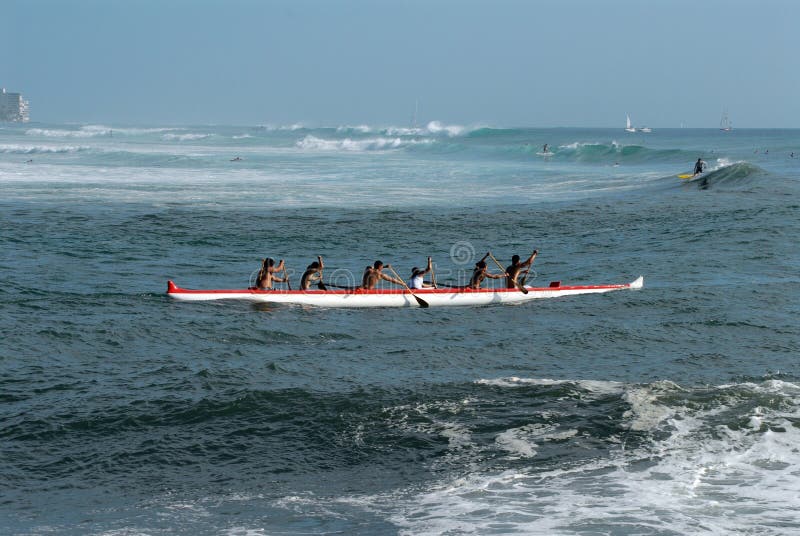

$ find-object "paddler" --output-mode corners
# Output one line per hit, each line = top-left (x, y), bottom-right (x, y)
(504, 250), (538, 288)
(255, 257), (287, 290)
(300, 256), (325, 290)
(469, 253), (504, 289)
(361, 260), (404, 289)
(408, 257), (435, 289)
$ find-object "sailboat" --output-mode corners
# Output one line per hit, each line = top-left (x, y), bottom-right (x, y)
(720, 109), (732, 131)
(625, 114), (636, 133)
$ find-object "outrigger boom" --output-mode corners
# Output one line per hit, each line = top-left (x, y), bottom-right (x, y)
(166, 276), (643, 308)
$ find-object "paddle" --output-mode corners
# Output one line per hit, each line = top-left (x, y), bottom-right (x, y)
(387, 265), (429, 308)
(430, 257), (437, 289)
(283, 266), (291, 291)
(488, 252), (528, 294)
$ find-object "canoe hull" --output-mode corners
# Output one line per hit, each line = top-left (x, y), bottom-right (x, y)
(166, 276), (643, 308)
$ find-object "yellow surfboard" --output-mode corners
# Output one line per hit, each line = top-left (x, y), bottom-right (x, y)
(678, 174), (694, 179)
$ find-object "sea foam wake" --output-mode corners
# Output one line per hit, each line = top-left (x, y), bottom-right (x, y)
(337, 379), (800, 535)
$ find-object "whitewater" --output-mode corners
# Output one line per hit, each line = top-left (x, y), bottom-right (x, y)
(1, 122), (799, 534)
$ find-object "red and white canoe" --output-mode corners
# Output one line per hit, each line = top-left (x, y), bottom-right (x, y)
(166, 276), (643, 308)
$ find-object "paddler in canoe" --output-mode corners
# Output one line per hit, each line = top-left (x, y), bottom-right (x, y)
(361, 260), (405, 289)
(504, 250), (538, 288)
(408, 257), (436, 289)
(469, 253), (505, 289)
(255, 257), (288, 290)
(300, 256), (326, 290)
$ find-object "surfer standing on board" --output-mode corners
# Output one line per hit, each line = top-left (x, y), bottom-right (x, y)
(693, 157), (706, 176)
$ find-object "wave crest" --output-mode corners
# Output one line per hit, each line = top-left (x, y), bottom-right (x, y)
(295, 135), (431, 152)
(0, 144), (90, 154)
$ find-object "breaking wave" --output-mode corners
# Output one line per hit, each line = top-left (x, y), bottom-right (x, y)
(683, 160), (767, 189)
(363, 377), (800, 535)
(161, 132), (213, 141)
(0, 144), (90, 154)
(26, 125), (183, 138)
(296, 135), (434, 152)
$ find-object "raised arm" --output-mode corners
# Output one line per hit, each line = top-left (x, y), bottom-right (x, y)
(269, 259), (286, 273)
(418, 257), (433, 276)
(522, 249), (538, 267)
(318, 256), (324, 271)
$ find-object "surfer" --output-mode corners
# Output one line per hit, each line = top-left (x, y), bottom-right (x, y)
(693, 158), (706, 176)
(255, 257), (287, 290)
(230, 156), (242, 162)
(300, 256), (325, 290)
(361, 261), (404, 290)
(408, 257), (435, 289)
(504, 250), (538, 289)
(542, 144), (549, 154)
(469, 253), (504, 289)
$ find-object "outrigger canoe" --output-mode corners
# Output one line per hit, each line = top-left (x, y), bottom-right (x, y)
(166, 276), (643, 308)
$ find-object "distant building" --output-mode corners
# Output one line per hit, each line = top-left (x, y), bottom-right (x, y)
(0, 88), (30, 122)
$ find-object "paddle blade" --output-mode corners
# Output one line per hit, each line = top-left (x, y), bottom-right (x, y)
(414, 295), (430, 308)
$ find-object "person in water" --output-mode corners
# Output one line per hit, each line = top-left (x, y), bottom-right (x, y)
(504, 250), (538, 288)
(693, 157), (706, 176)
(469, 253), (504, 289)
(300, 256), (325, 290)
(542, 143), (549, 153)
(361, 260), (404, 290)
(255, 257), (287, 290)
(408, 257), (435, 289)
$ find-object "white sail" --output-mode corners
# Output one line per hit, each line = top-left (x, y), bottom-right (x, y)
(720, 109), (732, 131)
(625, 114), (636, 132)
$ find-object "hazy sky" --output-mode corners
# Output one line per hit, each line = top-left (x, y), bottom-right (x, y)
(4, 0), (798, 127)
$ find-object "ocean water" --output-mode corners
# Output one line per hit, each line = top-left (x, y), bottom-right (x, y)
(1, 122), (799, 535)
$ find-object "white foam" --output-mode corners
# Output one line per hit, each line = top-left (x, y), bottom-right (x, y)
(0, 143), (90, 154)
(383, 398), (476, 451)
(380, 379), (800, 535)
(424, 120), (467, 137)
(26, 125), (182, 138)
(336, 124), (373, 133)
(476, 377), (625, 397)
(162, 133), (212, 141)
(495, 424), (557, 458)
(295, 135), (431, 152)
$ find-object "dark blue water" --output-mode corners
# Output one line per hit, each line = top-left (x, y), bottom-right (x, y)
(2, 124), (800, 534)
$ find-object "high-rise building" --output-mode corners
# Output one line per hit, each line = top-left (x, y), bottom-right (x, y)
(0, 88), (30, 122)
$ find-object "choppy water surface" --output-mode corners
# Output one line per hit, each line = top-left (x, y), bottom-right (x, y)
(2, 123), (800, 534)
